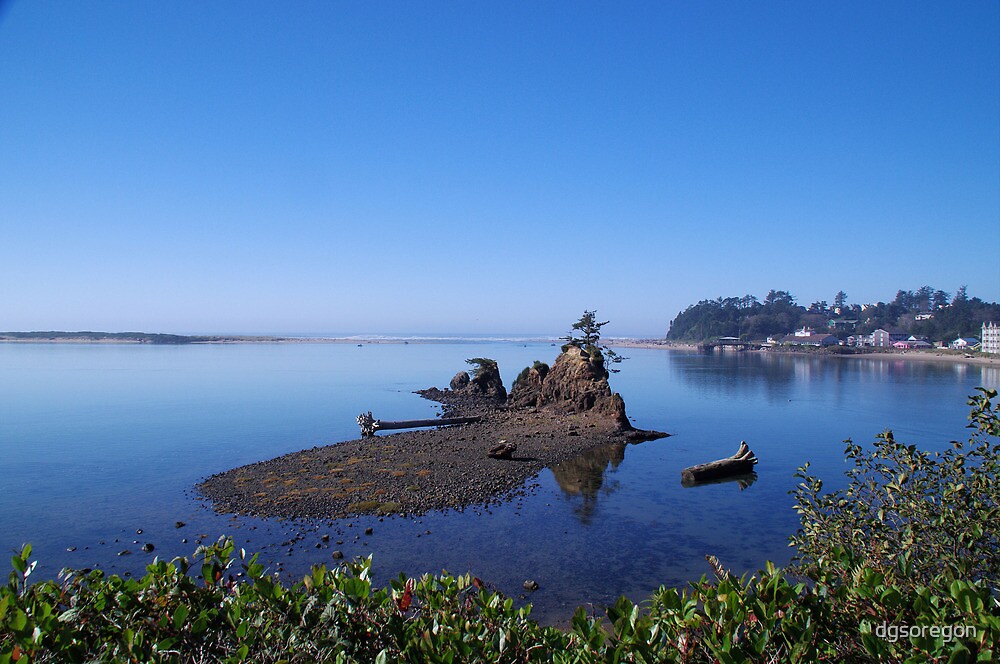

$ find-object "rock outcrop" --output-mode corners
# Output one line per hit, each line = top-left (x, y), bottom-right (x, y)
(419, 358), (507, 410)
(450, 371), (471, 390)
(423, 348), (652, 434)
(542, 345), (631, 429)
(508, 361), (549, 408)
(514, 345), (632, 430)
(467, 358), (507, 401)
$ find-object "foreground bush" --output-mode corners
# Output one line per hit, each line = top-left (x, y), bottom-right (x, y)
(3, 391), (999, 663)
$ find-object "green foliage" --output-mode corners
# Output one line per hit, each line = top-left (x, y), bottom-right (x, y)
(4, 393), (999, 662)
(666, 287), (1000, 342)
(564, 311), (609, 348)
(514, 361), (549, 386)
(791, 388), (1000, 592)
(563, 310), (625, 374)
(464, 358), (498, 378)
(666, 293), (791, 341)
(1, 538), (569, 663)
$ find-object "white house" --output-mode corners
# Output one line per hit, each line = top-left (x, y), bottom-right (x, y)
(950, 337), (980, 350)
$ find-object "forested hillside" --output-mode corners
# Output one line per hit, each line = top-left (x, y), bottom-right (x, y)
(665, 286), (1000, 343)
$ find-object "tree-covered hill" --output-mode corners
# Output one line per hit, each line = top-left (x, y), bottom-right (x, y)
(665, 286), (1000, 343)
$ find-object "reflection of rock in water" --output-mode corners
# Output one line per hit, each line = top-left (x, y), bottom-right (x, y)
(551, 442), (627, 523)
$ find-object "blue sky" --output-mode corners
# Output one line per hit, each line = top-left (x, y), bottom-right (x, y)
(1, 1), (997, 336)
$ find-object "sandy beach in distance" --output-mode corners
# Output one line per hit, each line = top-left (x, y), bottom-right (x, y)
(608, 339), (1000, 368)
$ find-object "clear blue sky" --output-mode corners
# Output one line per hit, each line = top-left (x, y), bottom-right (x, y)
(1, 1), (997, 337)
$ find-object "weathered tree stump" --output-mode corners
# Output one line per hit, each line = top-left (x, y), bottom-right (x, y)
(681, 441), (758, 485)
(488, 440), (517, 459)
(357, 412), (481, 438)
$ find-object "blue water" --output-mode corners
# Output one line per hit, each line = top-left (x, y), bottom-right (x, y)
(1, 342), (996, 623)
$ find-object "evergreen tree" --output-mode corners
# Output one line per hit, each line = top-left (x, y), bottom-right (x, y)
(833, 290), (848, 310)
(564, 310), (624, 373)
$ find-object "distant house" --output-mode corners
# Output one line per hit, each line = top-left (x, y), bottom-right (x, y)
(780, 332), (840, 347)
(981, 322), (999, 355)
(828, 319), (858, 332)
(914, 312), (935, 321)
(871, 328), (908, 348)
(894, 338), (932, 349)
(907, 335), (932, 346)
(950, 337), (980, 350)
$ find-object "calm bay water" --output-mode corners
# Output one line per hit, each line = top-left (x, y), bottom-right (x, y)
(1, 342), (996, 622)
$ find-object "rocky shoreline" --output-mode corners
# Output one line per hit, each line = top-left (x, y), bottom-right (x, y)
(199, 345), (668, 520)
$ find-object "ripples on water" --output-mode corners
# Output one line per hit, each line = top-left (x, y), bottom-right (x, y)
(1, 342), (995, 623)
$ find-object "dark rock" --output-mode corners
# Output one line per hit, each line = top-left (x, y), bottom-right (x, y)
(509, 362), (548, 408)
(523, 579), (539, 591)
(175, 521), (186, 529)
(450, 371), (471, 390)
(118, 550), (132, 556)
(488, 440), (517, 459)
(332, 550), (344, 559)
(365, 527), (373, 535)
(142, 543), (155, 553)
(467, 359), (507, 401)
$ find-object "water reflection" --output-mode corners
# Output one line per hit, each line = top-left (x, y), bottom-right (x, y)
(551, 442), (627, 524)
(681, 472), (757, 490)
(669, 351), (1000, 408)
(667, 352), (797, 404)
(980, 365), (999, 389)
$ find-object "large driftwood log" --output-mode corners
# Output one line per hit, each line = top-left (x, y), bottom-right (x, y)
(357, 412), (481, 438)
(681, 441), (758, 485)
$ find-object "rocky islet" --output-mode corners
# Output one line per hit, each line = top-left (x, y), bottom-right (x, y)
(198, 345), (668, 520)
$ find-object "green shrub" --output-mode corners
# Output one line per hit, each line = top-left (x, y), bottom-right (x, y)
(514, 361), (549, 386)
(464, 358), (498, 378)
(791, 387), (1000, 592)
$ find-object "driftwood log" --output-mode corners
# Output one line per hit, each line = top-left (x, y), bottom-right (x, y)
(488, 440), (517, 460)
(356, 411), (481, 438)
(681, 441), (758, 485)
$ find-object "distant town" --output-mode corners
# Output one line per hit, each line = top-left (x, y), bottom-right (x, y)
(666, 286), (1000, 355)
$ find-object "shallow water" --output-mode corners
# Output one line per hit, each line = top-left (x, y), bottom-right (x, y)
(1, 342), (996, 622)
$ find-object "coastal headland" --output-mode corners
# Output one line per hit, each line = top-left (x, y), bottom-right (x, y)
(199, 345), (668, 520)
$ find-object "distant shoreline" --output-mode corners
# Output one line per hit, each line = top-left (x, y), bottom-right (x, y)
(3, 333), (996, 368)
(0, 333), (560, 345)
(608, 339), (999, 368)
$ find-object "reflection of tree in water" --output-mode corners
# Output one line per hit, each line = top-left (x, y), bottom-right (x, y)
(672, 352), (798, 405)
(551, 442), (627, 524)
